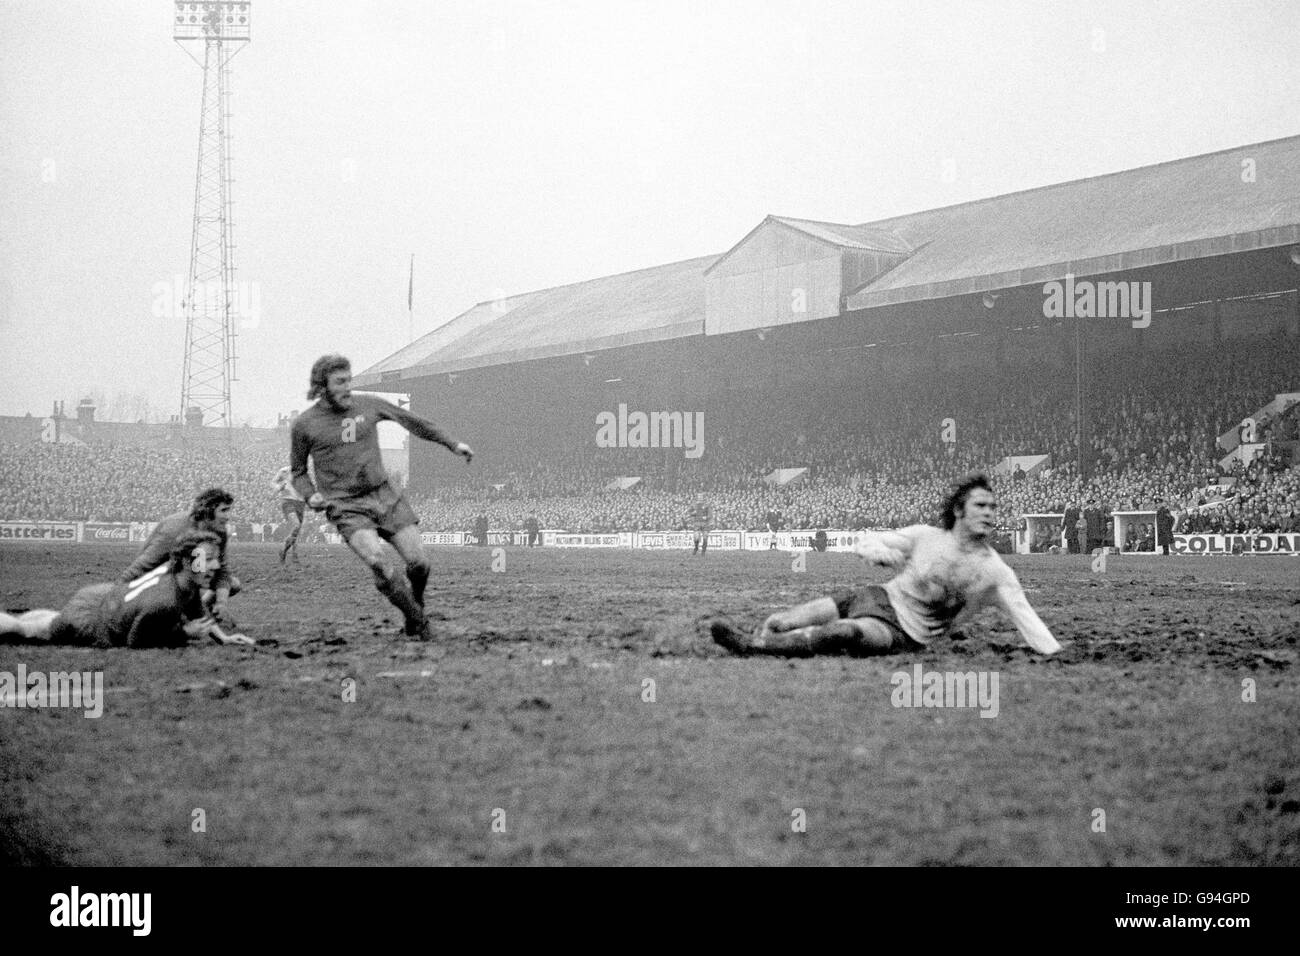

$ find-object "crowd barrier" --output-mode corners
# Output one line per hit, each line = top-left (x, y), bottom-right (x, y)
(5, 521), (1295, 556)
(419, 529), (876, 552)
(0, 521), (157, 543)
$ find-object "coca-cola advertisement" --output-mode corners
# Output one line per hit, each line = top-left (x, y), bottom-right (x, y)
(82, 523), (132, 542)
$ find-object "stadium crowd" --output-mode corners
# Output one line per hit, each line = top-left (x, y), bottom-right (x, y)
(409, 338), (1300, 536)
(2, 338), (1298, 539)
(0, 440), (285, 524)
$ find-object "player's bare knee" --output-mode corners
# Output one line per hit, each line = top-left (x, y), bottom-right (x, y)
(848, 618), (897, 655)
(370, 561), (398, 591)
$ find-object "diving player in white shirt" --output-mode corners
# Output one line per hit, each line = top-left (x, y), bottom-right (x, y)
(712, 474), (1060, 657)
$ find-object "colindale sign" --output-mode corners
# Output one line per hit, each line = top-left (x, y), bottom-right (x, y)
(1171, 533), (1300, 555)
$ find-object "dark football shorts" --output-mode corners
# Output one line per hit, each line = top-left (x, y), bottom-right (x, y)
(325, 483), (419, 542)
(830, 584), (924, 653)
(49, 583), (117, 647)
(280, 498), (306, 521)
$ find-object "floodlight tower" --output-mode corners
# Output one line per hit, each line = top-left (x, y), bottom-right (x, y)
(174, 2), (251, 430)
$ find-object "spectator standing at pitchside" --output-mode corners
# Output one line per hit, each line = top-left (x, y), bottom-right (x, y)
(1154, 496), (1175, 555)
(689, 493), (712, 555)
(1061, 500), (1082, 555)
(765, 507), (782, 550)
(1083, 496), (1107, 553)
(291, 354), (474, 641)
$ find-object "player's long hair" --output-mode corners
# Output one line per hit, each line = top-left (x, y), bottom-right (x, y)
(940, 473), (993, 530)
(168, 529), (223, 573)
(307, 354), (351, 400)
(191, 488), (234, 523)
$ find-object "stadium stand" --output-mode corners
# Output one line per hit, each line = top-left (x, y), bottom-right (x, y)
(2, 336), (1297, 535)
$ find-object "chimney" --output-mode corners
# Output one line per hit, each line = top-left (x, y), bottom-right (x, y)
(76, 397), (95, 424)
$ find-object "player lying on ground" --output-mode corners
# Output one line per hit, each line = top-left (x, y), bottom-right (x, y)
(0, 530), (253, 647)
(272, 464), (306, 565)
(291, 354), (474, 641)
(121, 487), (241, 629)
(711, 474), (1061, 657)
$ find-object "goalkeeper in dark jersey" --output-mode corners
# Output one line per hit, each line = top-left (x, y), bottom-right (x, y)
(121, 487), (241, 628)
(290, 354), (474, 641)
(0, 530), (252, 648)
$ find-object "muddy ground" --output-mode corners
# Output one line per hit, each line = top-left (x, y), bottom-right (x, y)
(2, 541), (1297, 865)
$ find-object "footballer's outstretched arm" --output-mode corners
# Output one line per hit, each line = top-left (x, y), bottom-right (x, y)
(376, 399), (473, 461)
(993, 566), (1060, 655)
(181, 616), (253, 646)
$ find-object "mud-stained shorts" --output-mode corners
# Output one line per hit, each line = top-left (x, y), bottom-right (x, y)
(830, 584), (925, 653)
(325, 483), (419, 542)
(48, 583), (117, 647)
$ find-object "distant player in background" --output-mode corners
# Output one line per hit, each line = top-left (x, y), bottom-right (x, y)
(689, 493), (712, 555)
(711, 474), (1060, 658)
(272, 465), (306, 564)
(1, 530), (253, 647)
(122, 488), (241, 629)
(291, 354), (474, 641)
(765, 507), (782, 550)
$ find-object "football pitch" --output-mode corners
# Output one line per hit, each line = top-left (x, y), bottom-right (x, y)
(2, 541), (1297, 866)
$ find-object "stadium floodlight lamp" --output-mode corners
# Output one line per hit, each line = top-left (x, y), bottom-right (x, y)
(175, 0), (251, 42)
(1289, 246), (1300, 266)
(982, 292), (999, 309)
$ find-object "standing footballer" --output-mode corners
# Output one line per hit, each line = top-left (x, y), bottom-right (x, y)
(272, 464), (306, 565)
(291, 354), (474, 641)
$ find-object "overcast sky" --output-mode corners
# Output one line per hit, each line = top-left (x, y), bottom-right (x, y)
(2, 0), (1297, 426)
